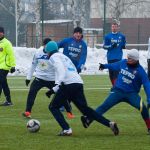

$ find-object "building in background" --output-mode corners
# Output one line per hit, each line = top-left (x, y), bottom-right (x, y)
(26, 20), (73, 47)
(83, 28), (103, 48)
(90, 0), (150, 49)
(0, 0), (150, 48)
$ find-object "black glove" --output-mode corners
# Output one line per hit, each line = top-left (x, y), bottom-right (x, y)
(77, 68), (81, 73)
(111, 43), (117, 49)
(99, 63), (105, 70)
(25, 79), (30, 86)
(122, 45), (126, 49)
(45, 89), (55, 98)
(10, 67), (15, 73)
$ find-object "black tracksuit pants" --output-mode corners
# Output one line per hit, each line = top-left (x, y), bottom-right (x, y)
(25, 77), (55, 112)
(0, 69), (11, 102)
(49, 83), (111, 130)
(26, 77), (72, 113)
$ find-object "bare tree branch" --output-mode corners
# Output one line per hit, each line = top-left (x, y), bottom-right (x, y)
(0, 2), (15, 17)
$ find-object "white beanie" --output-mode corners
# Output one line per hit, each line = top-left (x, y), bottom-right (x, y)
(127, 49), (139, 61)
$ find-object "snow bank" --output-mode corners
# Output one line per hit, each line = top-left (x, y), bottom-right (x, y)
(12, 47), (148, 76)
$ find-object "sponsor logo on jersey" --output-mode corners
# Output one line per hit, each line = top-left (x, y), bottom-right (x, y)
(68, 46), (81, 53)
(121, 69), (135, 79)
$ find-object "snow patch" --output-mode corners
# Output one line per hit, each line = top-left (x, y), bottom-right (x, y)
(11, 47), (148, 76)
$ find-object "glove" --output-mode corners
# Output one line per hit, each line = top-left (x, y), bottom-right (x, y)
(59, 82), (65, 90)
(111, 43), (117, 49)
(122, 45), (126, 49)
(45, 89), (55, 98)
(10, 67), (15, 73)
(25, 79), (30, 86)
(99, 63), (105, 70)
(77, 68), (81, 73)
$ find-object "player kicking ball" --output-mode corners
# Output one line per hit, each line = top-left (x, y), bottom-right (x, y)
(44, 41), (119, 136)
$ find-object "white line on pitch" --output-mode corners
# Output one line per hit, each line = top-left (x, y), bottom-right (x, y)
(10, 87), (111, 91)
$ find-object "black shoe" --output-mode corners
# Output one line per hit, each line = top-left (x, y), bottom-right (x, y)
(81, 116), (90, 128)
(0, 101), (13, 106)
(109, 122), (119, 136)
(58, 128), (72, 136)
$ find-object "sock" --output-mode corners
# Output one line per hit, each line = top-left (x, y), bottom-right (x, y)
(144, 118), (150, 129)
(111, 79), (116, 85)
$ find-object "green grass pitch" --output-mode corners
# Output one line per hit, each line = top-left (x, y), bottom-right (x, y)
(0, 75), (150, 150)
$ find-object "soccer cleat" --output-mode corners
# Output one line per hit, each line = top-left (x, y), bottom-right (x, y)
(22, 111), (31, 118)
(58, 128), (72, 136)
(0, 101), (13, 106)
(109, 122), (119, 136)
(81, 116), (90, 128)
(67, 112), (75, 119)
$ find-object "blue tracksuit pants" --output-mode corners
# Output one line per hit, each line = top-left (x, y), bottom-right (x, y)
(96, 88), (149, 120)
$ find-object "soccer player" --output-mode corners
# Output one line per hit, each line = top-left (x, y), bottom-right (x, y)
(44, 41), (119, 136)
(58, 26), (87, 73)
(58, 26), (87, 112)
(22, 38), (74, 119)
(0, 27), (16, 106)
(103, 22), (126, 85)
(81, 49), (150, 134)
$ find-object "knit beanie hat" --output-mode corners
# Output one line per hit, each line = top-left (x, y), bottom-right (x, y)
(0, 27), (4, 33)
(45, 41), (58, 53)
(127, 49), (139, 61)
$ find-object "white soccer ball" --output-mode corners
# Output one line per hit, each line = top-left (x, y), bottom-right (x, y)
(27, 119), (40, 133)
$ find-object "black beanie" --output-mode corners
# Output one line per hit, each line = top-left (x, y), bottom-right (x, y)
(42, 38), (51, 45)
(73, 27), (83, 34)
(0, 27), (4, 33)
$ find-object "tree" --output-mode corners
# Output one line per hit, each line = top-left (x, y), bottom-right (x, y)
(107, 0), (150, 20)
(69, 0), (90, 27)
(0, 0), (16, 44)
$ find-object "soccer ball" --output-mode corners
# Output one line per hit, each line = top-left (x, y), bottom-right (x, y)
(27, 119), (40, 133)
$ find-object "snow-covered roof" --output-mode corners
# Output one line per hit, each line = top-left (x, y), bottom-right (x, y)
(83, 28), (103, 31)
(32, 20), (73, 24)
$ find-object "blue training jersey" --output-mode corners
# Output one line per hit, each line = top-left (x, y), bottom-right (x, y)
(103, 32), (126, 61)
(104, 59), (150, 103)
(57, 37), (87, 70)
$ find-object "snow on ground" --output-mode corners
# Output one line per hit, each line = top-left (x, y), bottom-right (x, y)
(12, 47), (148, 76)
(81, 47), (148, 75)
